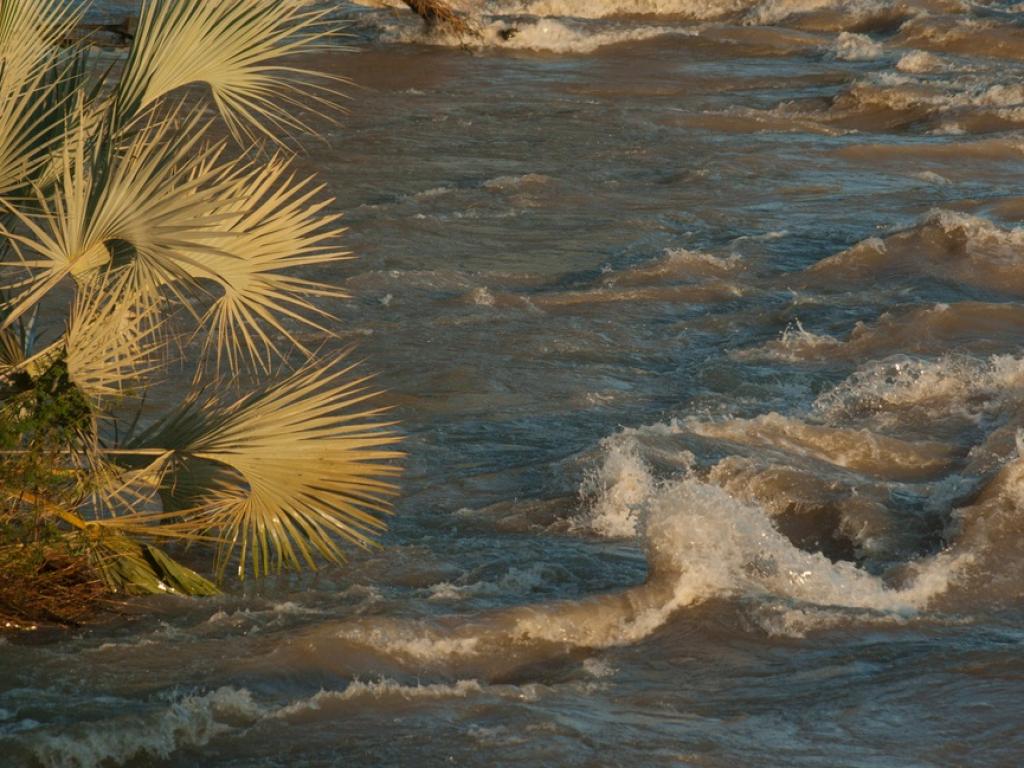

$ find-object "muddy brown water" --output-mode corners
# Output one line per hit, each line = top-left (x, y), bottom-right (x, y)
(5, 2), (1024, 766)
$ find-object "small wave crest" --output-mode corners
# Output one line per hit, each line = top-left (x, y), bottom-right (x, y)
(814, 354), (1024, 424)
(20, 679), (503, 767)
(274, 679), (487, 719)
(804, 210), (1024, 295)
(26, 687), (263, 768)
(831, 31), (885, 61)
(383, 16), (699, 53)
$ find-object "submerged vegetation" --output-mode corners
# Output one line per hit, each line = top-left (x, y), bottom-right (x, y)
(0, 0), (402, 629)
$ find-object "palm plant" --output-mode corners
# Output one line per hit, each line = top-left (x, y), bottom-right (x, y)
(0, 0), (402, 615)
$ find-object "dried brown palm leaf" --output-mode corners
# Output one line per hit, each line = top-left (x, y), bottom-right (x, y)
(0, 539), (108, 628)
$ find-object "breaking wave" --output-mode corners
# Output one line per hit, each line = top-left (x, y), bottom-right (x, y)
(804, 210), (1024, 295)
(347, 0), (924, 54)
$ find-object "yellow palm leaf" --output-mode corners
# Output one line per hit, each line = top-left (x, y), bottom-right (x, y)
(0, 1), (83, 195)
(0, 103), (240, 328)
(0, 327), (27, 374)
(126, 359), (403, 578)
(0, 0), (79, 82)
(191, 156), (351, 372)
(64, 272), (165, 403)
(115, 0), (343, 143)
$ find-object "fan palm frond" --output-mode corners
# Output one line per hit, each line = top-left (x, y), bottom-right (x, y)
(127, 359), (403, 578)
(0, 0), (80, 82)
(79, 449), (168, 520)
(0, 327), (27, 373)
(115, 0), (342, 143)
(192, 156), (351, 372)
(65, 272), (164, 403)
(0, 0), (406, 609)
(0, 103), (239, 328)
(84, 527), (220, 596)
(0, 1), (84, 196)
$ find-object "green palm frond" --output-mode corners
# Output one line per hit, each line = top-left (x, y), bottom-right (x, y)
(127, 359), (403, 578)
(0, 103), (239, 328)
(115, 0), (342, 143)
(192, 156), (351, 372)
(85, 527), (220, 596)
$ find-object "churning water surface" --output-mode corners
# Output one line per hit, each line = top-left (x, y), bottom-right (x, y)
(6, 1), (1024, 766)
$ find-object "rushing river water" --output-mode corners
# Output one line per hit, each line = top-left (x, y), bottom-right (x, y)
(6, 1), (1024, 765)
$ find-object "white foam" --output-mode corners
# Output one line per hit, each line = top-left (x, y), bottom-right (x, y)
(414, 185), (454, 199)
(427, 564), (551, 601)
(814, 354), (1024, 423)
(688, 412), (957, 481)
(513, 475), (969, 647)
(470, 286), (496, 306)
(662, 247), (742, 273)
(582, 658), (617, 678)
(275, 679), (484, 718)
(912, 170), (950, 185)
(481, 0), (750, 20)
(896, 50), (945, 73)
(29, 688), (264, 768)
(744, 0), (889, 26)
(334, 622), (481, 661)
(731, 319), (842, 362)
(482, 173), (551, 190)
(976, 82), (1024, 109)
(461, 19), (699, 54)
(747, 603), (905, 638)
(26, 678), (497, 766)
(359, 0), (932, 55)
(925, 209), (1024, 250)
(832, 32), (884, 61)
(730, 230), (788, 243)
(827, 70), (1024, 132)
(649, 478), (964, 611)
(530, 428), (968, 642)
(357, 0), (750, 20)
(576, 434), (658, 538)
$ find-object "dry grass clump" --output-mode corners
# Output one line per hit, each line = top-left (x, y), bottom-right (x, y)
(0, 540), (109, 630)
